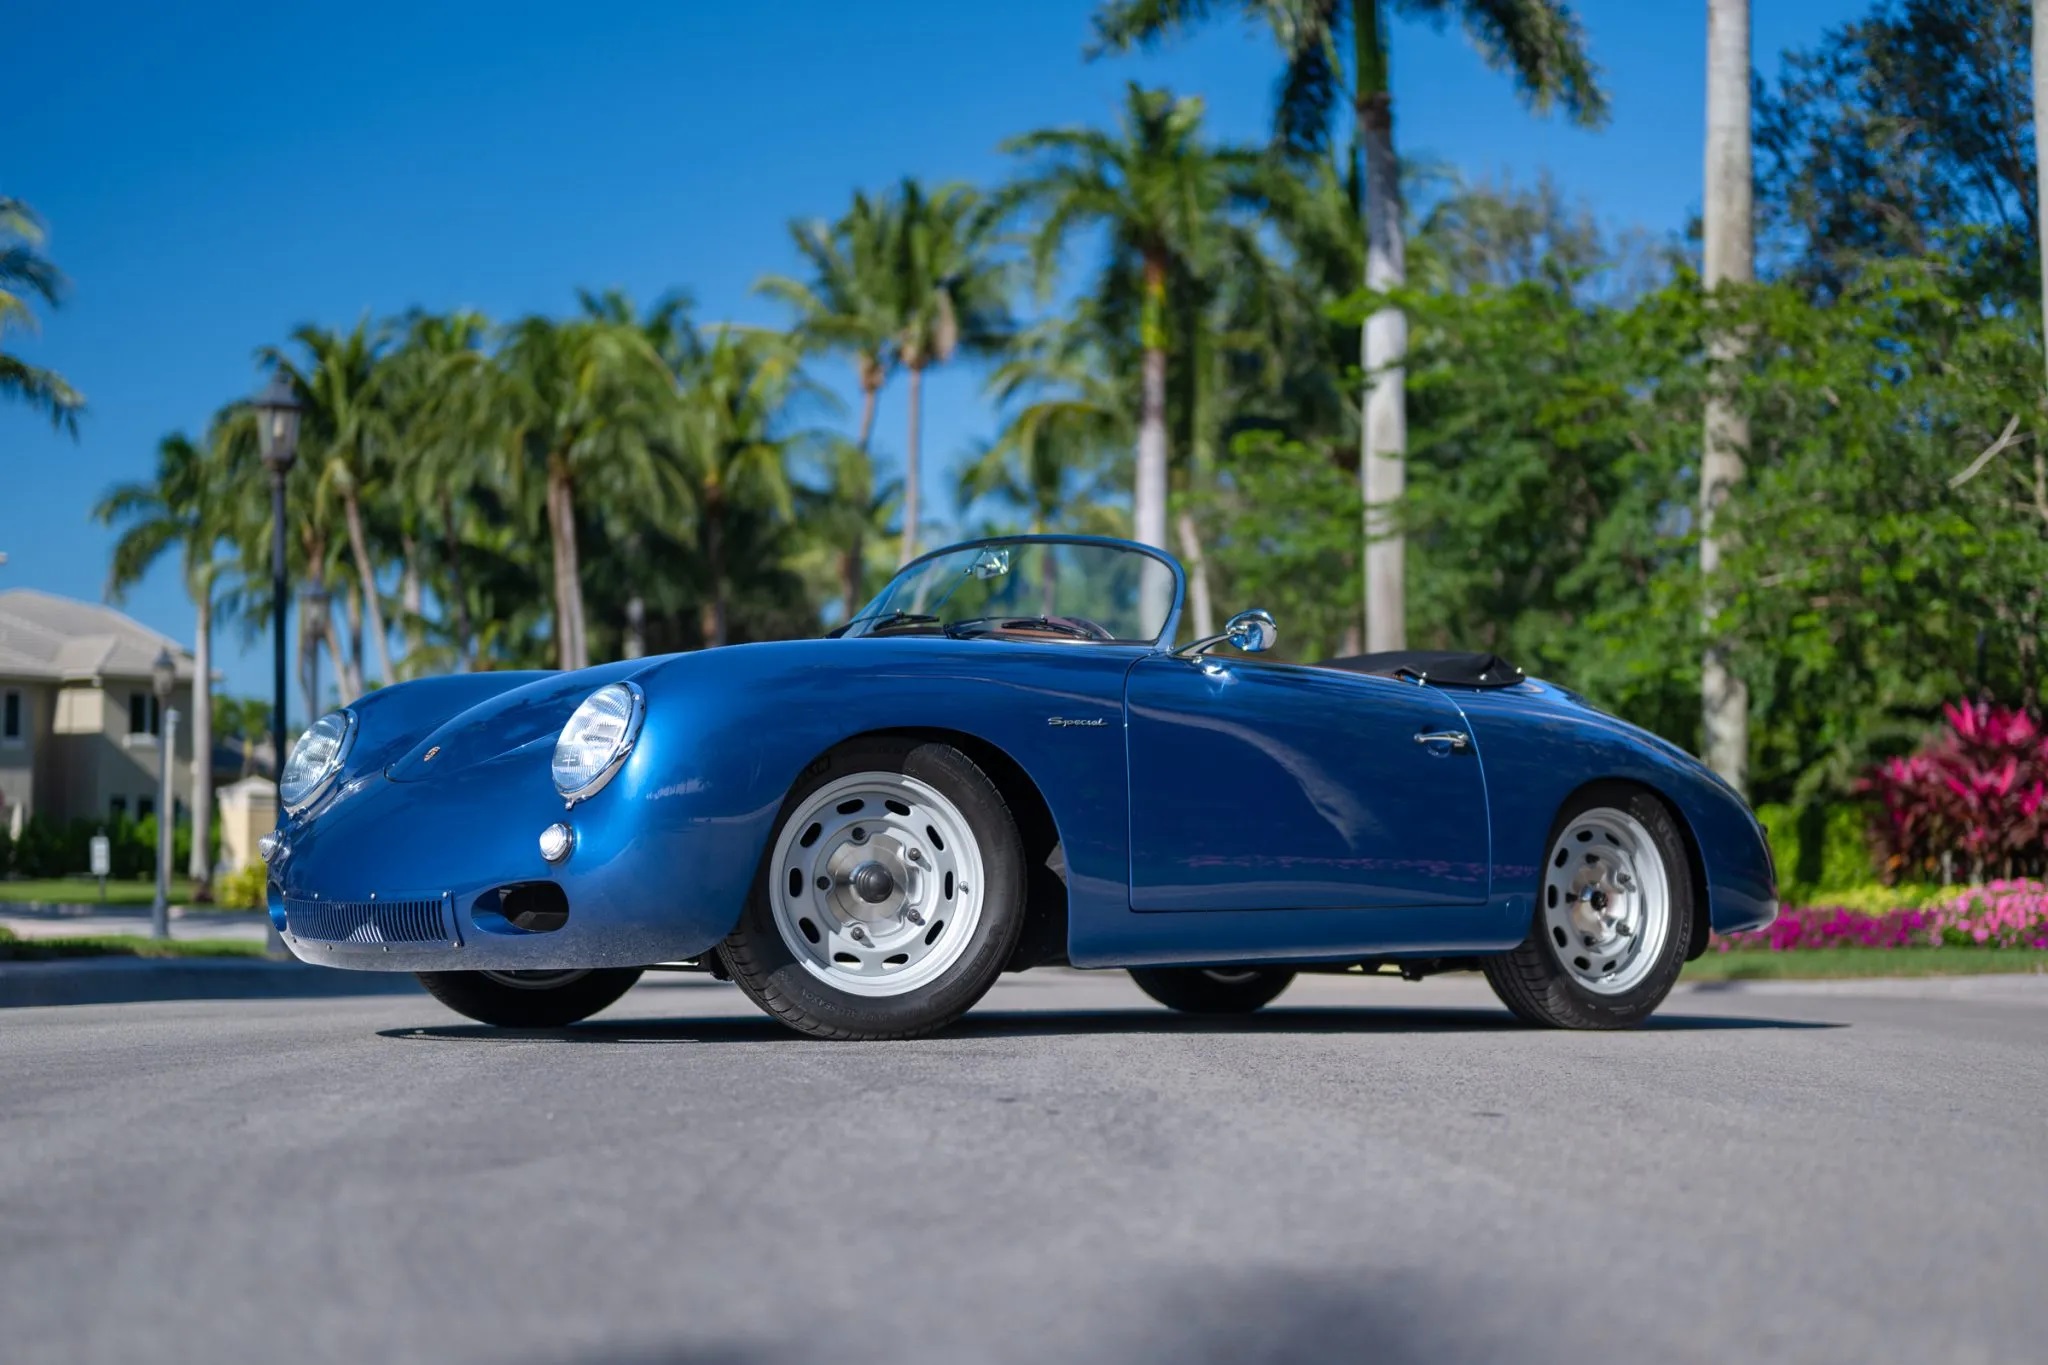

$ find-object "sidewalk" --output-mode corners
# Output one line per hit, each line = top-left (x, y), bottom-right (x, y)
(0, 903), (271, 944)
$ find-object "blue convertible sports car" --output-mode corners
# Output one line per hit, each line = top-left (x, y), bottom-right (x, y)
(267, 534), (1775, 1038)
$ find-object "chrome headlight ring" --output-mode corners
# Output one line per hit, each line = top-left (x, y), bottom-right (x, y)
(552, 681), (645, 806)
(280, 709), (358, 814)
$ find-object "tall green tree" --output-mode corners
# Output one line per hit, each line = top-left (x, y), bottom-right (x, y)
(0, 197), (84, 432)
(661, 327), (803, 647)
(1002, 84), (1257, 617)
(94, 421), (252, 898)
(263, 322), (397, 693)
(495, 309), (670, 670)
(887, 179), (1013, 564)
(386, 308), (494, 671)
(1092, 0), (1607, 651)
(1758, 0), (2036, 293)
(757, 191), (902, 615)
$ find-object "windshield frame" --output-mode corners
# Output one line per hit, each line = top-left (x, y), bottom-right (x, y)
(842, 534), (1186, 647)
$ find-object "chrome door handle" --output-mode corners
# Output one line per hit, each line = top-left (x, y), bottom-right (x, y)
(1413, 730), (1471, 752)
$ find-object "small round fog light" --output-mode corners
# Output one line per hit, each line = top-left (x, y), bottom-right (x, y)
(257, 832), (282, 863)
(538, 823), (575, 864)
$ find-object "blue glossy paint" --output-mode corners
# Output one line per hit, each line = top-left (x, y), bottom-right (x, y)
(1125, 658), (1489, 909)
(272, 535), (1775, 976)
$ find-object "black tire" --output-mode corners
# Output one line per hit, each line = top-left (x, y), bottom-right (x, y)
(1483, 781), (1696, 1029)
(415, 968), (644, 1028)
(1129, 966), (1295, 1015)
(717, 736), (1028, 1040)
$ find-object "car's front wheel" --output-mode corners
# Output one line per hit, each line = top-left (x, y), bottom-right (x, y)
(1483, 781), (1695, 1029)
(415, 968), (644, 1027)
(717, 736), (1027, 1040)
(1129, 967), (1296, 1015)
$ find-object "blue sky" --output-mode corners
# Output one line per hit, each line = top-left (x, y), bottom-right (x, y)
(4, 0), (1869, 714)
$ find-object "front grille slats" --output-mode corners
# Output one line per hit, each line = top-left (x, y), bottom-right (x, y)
(284, 897), (448, 945)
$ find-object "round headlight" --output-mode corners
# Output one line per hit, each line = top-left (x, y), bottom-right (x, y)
(280, 709), (355, 811)
(552, 683), (642, 801)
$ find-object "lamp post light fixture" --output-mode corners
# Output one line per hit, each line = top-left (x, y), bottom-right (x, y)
(151, 647), (179, 940)
(253, 371), (303, 958)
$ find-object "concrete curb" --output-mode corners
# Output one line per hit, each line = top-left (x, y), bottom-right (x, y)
(0, 957), (424, 1009)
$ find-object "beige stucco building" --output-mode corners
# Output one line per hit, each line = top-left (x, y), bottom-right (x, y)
(0, 589), (197, 835)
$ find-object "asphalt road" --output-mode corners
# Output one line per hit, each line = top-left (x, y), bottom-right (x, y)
(4, 970), (2045, 1365)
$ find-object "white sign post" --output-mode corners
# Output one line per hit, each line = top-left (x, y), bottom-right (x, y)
(89, 834), (110, 903)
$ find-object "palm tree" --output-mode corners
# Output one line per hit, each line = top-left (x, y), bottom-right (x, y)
(94, 422), (251, 899)
(495, 309), (671, 670)
(1002, 85), (1258, 622)
(263, 322), (399, 690)
(1, 197), (84, 432)
(758, 192), (901, 604)
(888, 179), (1013, 563)
(797, 438), (901, 622)
(386, 309), (493, 671)
(662, 327), (802, 647)
(1701, 0), (1752, 791)
(1092, 0), (1607, 651)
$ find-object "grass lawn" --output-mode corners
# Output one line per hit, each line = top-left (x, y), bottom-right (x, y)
(0, 877), (200, 907)
(0, 930), (266, 961)
(1685, 948), (2048, 980)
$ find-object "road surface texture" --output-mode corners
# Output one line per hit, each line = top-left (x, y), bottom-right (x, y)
(3, 969), (2044, 1365)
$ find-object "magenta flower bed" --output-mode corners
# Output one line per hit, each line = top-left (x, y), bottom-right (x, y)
(1714, 880), (2048, 952)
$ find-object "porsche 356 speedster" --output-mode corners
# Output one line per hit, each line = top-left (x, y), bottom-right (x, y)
(265, 534), (1775, 1037)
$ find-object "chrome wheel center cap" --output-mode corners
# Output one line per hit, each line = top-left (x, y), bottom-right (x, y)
(849, 861), (895, 905)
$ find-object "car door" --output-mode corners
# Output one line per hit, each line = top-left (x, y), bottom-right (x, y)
(1124, 655), (1490, 910)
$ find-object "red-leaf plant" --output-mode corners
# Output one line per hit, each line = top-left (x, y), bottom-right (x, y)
(1860, 702), (2048, 884)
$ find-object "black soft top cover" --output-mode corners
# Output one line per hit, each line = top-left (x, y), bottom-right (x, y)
(1316, 650), (1526, 689)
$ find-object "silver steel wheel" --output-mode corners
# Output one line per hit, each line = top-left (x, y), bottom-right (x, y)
(1541, 807), (1672, 995)
(480, 969), (592, 990)
(767, 769), (986, 998)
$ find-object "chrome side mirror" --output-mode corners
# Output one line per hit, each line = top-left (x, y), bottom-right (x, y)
(1225, 609), (1277, 653)
(1173, 608), (1278, 660)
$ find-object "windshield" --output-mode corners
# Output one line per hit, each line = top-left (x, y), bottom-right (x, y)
(843, 539), (1179, 645)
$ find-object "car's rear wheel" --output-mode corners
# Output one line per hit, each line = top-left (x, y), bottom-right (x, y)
(415, 968), (643, 1027)
(1129, 966), (1295, 1015)
(717, 736), (1027, 1040)
(1483, 782), (1694, 1028)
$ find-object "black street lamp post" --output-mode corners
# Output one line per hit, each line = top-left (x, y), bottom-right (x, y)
(252, 373), (302, 783)
(253, 373), (301, 956)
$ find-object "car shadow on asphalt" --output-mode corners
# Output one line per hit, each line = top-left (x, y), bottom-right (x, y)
(377, 1003), (1840, 1046)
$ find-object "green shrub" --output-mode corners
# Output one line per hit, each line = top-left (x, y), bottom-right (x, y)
(1755, 801), (1874, 893)
(215, 863), (269, 911)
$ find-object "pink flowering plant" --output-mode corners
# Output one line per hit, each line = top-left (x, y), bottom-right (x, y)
(1859, 702), (2048, 884)
(1714, 880), (2048, 952)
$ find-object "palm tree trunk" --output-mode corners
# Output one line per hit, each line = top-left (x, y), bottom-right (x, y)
(1135, 258), (1171, 553)
(847, 370), (881, 616)
(321, 597), (353, 707)
(1354, 0), (1407, 653)
(1701, 0), (1752, 793)
(545, 461), (588, 670)
(341, 491), (397, 685)
(700, 494), (728, 648)
(188, 586), (214, 898)
(438, 486), (473, 670)
(399, 533), (423, 676)
(297, 589), (320, 723)
(2034, 0), (2048, 399)
(1174, 509), (1216, 639)
(901, 363), (925, 564)
(623, 532), (647, 659)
